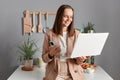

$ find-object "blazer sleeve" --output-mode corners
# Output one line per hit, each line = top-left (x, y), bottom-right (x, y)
(42, 31), (53, 63)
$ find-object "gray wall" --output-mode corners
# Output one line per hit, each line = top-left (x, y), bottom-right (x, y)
(0, 0), (120, 80)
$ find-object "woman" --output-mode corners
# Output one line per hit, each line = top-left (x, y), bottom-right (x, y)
(42, 4), (89, 80)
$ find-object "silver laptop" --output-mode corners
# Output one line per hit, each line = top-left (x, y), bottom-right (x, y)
(70, 33), (109, 58)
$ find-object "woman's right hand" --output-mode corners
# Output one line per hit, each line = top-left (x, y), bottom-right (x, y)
(48, 45), (61, 57)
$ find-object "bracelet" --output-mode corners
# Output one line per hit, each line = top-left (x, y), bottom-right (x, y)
(48, 54), (53, 59)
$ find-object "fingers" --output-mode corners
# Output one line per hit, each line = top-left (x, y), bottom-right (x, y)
(77, 57), (85, 62)
(86, 56), (91, 58)
(49, 45), (61, 56)
(53, 46), (61, 53)
(76, 56), (86, 65)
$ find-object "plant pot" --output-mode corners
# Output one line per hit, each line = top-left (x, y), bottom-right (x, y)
(21, 59), (34, 71)
(24, 59), (33, 67)
(87, 30), (94, 33)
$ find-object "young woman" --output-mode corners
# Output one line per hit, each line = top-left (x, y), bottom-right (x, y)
(42, 4), (89, 80)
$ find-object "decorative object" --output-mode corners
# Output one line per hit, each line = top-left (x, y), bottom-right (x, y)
(31, 12), (36, 32)
(83, 22), (95, 33)
(81, 62), (96, 73)
(43, 12), (49, 33)
(36, 57), (46, 68)
(22, 10), (56, 35)
(38, 12), (43, 33)
(17, 37), (39, 71)
(23, 10), (32, 35)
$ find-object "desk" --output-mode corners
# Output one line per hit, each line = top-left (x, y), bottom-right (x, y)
(8, 65), (113, 80)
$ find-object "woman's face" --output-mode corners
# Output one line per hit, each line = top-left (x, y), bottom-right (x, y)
(62, 8), (73, 28)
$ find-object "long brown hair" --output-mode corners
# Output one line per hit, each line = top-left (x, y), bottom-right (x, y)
(52, 4), (75, 37)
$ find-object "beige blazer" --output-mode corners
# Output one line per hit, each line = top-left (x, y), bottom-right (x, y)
(42, 29), (86, 80)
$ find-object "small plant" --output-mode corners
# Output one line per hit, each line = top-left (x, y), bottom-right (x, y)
(83, 22), (95, 33)
(18, 37), (39, 61)
(87, 22), (95, 30)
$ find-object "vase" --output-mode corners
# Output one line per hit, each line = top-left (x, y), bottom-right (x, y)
(88, 30), (94, 33)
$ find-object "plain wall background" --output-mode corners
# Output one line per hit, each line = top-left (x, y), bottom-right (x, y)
(0, 0), (120, 80)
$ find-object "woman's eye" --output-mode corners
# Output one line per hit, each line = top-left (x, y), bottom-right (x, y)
(63, 15), (67, 18)
(63, 15), (73, 19)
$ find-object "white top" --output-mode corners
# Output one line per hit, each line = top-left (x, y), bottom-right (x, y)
(59, 32), (67, 61)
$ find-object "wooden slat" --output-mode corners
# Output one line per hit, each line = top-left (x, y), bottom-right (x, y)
(24, 10), (56, 15)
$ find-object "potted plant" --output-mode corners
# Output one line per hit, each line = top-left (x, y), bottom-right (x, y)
(84, 22), (95, 33)
(17, 37), (39, 70)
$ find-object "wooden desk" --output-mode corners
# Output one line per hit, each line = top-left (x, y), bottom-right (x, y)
(8, 65), (113, 80)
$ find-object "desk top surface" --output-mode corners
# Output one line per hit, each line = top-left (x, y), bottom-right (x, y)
(8, 65), (113, 80)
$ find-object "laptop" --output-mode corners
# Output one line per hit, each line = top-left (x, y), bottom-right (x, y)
(70, 33), (109, 58)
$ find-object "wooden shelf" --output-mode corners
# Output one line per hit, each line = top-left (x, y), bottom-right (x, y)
(24, 10), (56, 15)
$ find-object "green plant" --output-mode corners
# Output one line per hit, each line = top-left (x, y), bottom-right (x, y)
(87, 22), (95, 30)
(18, 38), (39, 61)
(90, 56), (95, 65)
(83, 22), (95, 33)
